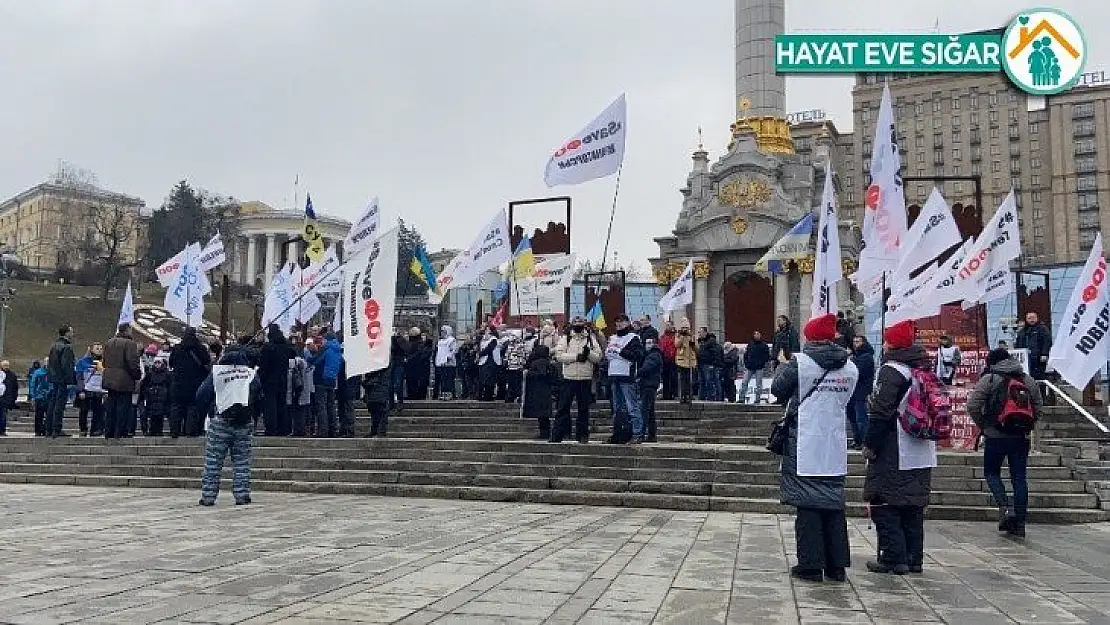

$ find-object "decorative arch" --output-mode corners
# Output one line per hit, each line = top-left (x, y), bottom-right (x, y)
(721, 269), (774, 343)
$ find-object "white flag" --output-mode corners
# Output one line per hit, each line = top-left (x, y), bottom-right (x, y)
(544, 94), (627, 187)
(342, 227), (399, 376)
(261, 263), (297, 333)
(659, 260), (694, 313)
(962, 262), (1014, 310)
(299, 245), (342, 296)
(811, 170), (842, 318)
(212, 365), (255, 414)
(344, 197), (381, 257)
(1049, 233), (1109, 389)
(163, 244), (210, 327)
(872, 262), (941, 331)
(894, 188), (962, 280)
(857, 82), (909, 284)
(933, 191), (1020, 305)
(910, 238), (973, 308)
(430, 209), (512, 303)
(197, 232), (226, 272)
(155, 246), (189, 288)
(118, 281), (134, 327)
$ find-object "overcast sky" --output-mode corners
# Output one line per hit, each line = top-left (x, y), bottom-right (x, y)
(0, 0), (1104, 270)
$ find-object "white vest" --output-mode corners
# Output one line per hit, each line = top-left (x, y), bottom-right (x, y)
(795, 352), (859, 477)
(606, 332), (638, 377)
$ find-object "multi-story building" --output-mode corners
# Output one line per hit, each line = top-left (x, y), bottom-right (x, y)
(1045, 80), (1110, 262)
(790, 116), (857, 207)
(0, 181), (146, 276)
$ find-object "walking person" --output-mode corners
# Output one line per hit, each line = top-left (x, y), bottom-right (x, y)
(739, 330), (771, 404)
(674, 319), (697, 403)
(523, 345), (557, 440)
(863, 320), (935, 575)
(606, 314), (645, 444)
(169, 327), (212, 438)
(771, 315), (800, 369)
(46, 325), (77, 438)
(772, 314), (859, 583)
(362, 365), (392, 437)
(659, 321), (678, 400)
(0, 360), (17, 435)
(196, 346), (260, 507)
(435, 325), (459, 400)
(637, 337), (663, 442)
(968, 348), (1043, 539)
(934, 335), (961, 385)
(138, 357), (172, 437)
(552, 317), (602, 443)
(76, 343), (105, 436)
(847, 335), (876, 450)
(101, 323), (143, 439)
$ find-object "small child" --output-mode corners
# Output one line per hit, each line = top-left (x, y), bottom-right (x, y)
(138, 358), (172, 436)
(29, 360), (51, 437)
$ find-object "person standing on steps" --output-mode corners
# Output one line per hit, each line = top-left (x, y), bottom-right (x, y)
(658, 321), (678, 401)
(552, 316), (602, 444)
(720, 342), (740, 403)
(739, 330), (770, 404)
(477, 326), (501, 402)
(1015, 312), (1052, 397)
(75, 342), (105, 436)
(138, 357), (172, 437)
(0, 360), (17, 436)
(967, 347), (1043, 540)
(771, 315), (800, 370)
(863, 320), (934, 576)
(389, 330), (408, 410)
(606, 314), (645, 444)
(258, 324), (297, 437)
(169, 327), (211, 438)
(637, 337), (663, 443)
(434, 325), (459, 400)
(935, 335), (961, 386)
(29, 360), (51, 437)
(674, 319), (697, 404)
(847, 335), (876, 451)
(46, 325), (77, 438)
(523, 344), (557, 440)
(101, 323), (143, 439)
(773, 314), (859, 584)
(196, 345), (261, 507)
(309, 331), (344, 437)
(362, 364), (392, 437)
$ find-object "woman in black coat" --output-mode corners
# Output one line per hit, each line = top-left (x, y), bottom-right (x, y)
(523, 345), (556, 440)
(168, 328), (211, 438)
(362, 366), (392, 437)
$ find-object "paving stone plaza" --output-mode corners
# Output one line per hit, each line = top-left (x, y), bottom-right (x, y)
(3, 485), (1110, 624)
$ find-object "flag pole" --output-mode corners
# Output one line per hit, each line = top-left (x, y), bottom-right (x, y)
(599, 161), (624, 273)
(879, 272), (887, 359)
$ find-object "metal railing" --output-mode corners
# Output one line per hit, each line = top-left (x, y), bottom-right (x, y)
(1040, 379), (1110, 434)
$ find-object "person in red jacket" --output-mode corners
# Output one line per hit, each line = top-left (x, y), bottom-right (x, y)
(658, 321), (678, 400)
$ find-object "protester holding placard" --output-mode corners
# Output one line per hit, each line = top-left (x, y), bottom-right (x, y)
(196, 345), (260, 506)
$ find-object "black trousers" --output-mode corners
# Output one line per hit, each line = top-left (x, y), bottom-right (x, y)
(794, 507), (851, 571)
(147, 411), (166, 436)
(553, 379), (592, 442)
(170, 401), (198, 438)
(677, 367), (693, 402)
(505, 370), (523, 403)
(368, 401), (389, 436)
(661, 361), (677, 400)
(34, 399), (48, 436)
(640, 386), (657, 439)
(262, 387), (289, 436)
(79, 394), (104, 434)
(872, 505), (926, 568)
(104, 391), (133, 439)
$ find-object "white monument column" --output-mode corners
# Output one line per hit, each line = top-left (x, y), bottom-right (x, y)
(231, 238), (242, 283)
(264, 233), (276, 289)
(735, 0), (785, 118)
(774, 272), (789, 322)
(245, 235), (257, 288)
(800, 272), (814, 322)
(692, 260), (710, 332)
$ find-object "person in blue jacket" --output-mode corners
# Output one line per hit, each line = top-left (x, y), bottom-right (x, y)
(309, 332), (344, 437)
(28, 360), (52, 437)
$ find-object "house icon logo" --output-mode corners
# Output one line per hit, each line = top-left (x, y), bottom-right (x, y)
(1001, 8), (1087, 95)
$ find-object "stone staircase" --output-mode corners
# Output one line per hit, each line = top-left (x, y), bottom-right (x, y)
(0, 401), (1106, 523)
(1037, 404), (1110, 512)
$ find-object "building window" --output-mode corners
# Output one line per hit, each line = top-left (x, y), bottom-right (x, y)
(990, 127), (1000, 139)
(1073, 102), (1095, 118)
(916, 135), (925, 148)
(953, 165), (961, 175)
(1079, 191), (1098, 209)
(971, 94), (979, 109)
(1030, 139), (1039, 151)
(952, 130), (961, 142)
(972, 147), (982, 160)
(991, 144), (1001, 156)
(992, 160), (1001, 172)
(989, 110), (999, 123)
(1075, 120), (1096, 136)
(1009, 92), (1019, 103)
(1075, 138), (1096, 154)
(915, 102), (924, 116)
(1075, 155), (1095, 173)
(954, 181), (964, 193)
(1009, 109), (1019, 121)
(1080, 230), (1097, 251)
(1029, 121), (1040, 134)
(971, 162), (981, 175)
(845, 175), (853, 189)
(952, 94), (961, 109)
(970, 111), (979, 125)
(845, 143), (854, 155)
(989, 92), (998, 106)
(1079, 212), (1101, 228)
(796, 137), (811, 151)
(862, 107), (872, 123)
(933, 117), (943, 129)
(915, 120), (925, 132)
(863, 140), (872, 154)
(846, 189), (854, 203)
(916, 152), (925, 163)
(952, 115), (961, 128)
(933, 99), (942, 112)
(1031, 174), (1041, 186)
(934, 166), (944, 177)
(1033, 190), (1044, 203)
(1010, 159), (1021, 173)
(1078, 174), (1097, 191)
(952, 147), (961, 160)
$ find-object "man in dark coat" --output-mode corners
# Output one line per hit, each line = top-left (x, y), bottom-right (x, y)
(863, 320), (932, 575)
(257, 325), (297, 437)
(696, 332), (724, 401)
(46, 325), (77, 438)
(773, 314), (858, 583)
(362, 366), (392, 437)
(404, 328), (428, 400)
(739, 330), (771, 404)
(169, 327), (212, 438)
(636, 338), (663, 442)
(1014, 312), (1052, 382)
(848, 335), (876, 450)
(101, 323), (143, 439)
(967, 348), (1044, 539)
(389, 332), (407, 409)
(771, 315), (801, 368)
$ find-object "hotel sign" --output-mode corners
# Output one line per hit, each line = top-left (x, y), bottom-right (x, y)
(787, 109), (827, 125)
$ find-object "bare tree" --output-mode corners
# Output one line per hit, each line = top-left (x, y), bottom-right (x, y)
(87, 199), (141, 299)
(573, 257), (649, 281)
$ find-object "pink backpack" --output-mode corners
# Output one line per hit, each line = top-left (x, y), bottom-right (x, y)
(892, 363), (952, 441)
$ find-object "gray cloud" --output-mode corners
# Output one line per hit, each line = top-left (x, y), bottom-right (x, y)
(0, 0), (1104, 269)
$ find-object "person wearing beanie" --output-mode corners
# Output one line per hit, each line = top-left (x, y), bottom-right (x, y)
(967, 347), (1043, 539)
(862, 319), (934, 575)
(605, 314), (646, 444)
(772, 314), (859, 583)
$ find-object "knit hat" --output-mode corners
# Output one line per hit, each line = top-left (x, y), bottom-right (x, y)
(803, 314), (837, 342)
(987, 348), (1011, 367)
(883, 320), (916, 350)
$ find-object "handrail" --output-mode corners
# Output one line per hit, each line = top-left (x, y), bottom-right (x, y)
(1040, 379), (1110, 434)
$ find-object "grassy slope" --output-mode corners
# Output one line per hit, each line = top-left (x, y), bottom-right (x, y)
(2, 280), (256, 374)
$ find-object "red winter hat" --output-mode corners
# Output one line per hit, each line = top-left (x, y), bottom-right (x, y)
(884, 320), (916, 350)
(803, 314), (837, 342)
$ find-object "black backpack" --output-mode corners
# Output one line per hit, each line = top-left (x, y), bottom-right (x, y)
(223, 403), (252, 427)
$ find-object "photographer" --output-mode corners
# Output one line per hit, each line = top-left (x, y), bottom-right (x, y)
(552, 316), (602, 443)
(674, 319), (697, 404)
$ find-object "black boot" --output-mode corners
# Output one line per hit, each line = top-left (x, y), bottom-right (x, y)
(866, 561), (909, 575)
(790, 565), (823, 583)
(824, 568), (847, 582)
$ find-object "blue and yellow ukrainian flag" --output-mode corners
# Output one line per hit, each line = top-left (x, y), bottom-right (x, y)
(586, 300), (606, 331)
(754, 213), (814, 274)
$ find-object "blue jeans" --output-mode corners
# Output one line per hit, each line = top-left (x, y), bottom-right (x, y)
(739, 368), (765, 403)
(610, 381), (643, 440)
(699, 366), (720, 401)
(849, 398), (869, 445)
(201, 417), (252, 503)
(983, 437), (1030, 523)
(390, 365), (406, 409)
